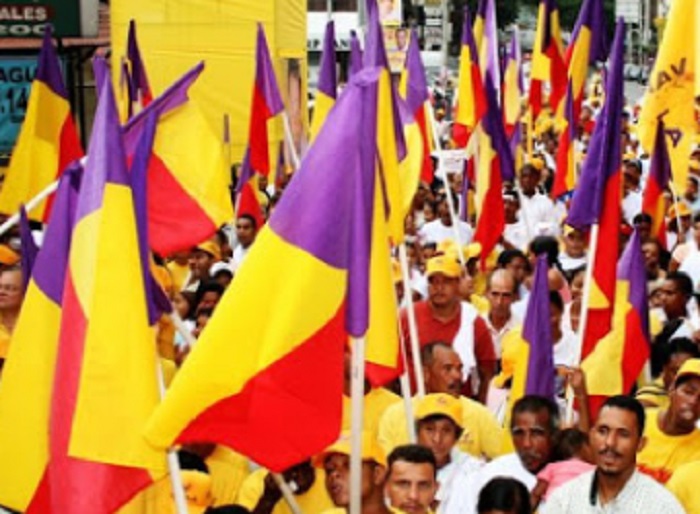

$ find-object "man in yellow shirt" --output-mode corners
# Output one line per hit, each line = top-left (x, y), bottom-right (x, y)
(637, 358), (700, 484)
(377, 342), (504, 460)
(666, 460), (700, 514)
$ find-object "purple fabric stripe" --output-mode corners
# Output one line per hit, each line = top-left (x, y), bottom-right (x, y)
(35, 26), (69, 100)
(566, 20), (625, 230)
(570, 0), (608, 64)
(484, 0), (501, 88)
(76, 78), (130, 221)
(483, 76), (515, 182)
(524, 254), (555, 399)
(19, 205), (39, 294)
(122, 62), (204, 154)
(256, 24), (285, 116)
(649, 121), (672, 191)
(349, 30), (363, 78)
(565, 82), (576, 139)
(32, 163), (82, 304)
(120, 58), (136, 120)
(461, 8), (480, 62)
(618, 230), (650, 339)
(235, 148), (253, 195)
(129, 111), (171, 324)
(404, 29), (429, 115)
(476, 0), (488, 19)
(269, 66), (381, 272)
(318, 21), (337, 100)
(127, 20), (152, 98)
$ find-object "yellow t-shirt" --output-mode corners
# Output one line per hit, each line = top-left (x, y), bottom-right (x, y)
(637, 408), (700, 484)
(206, 445), (250, 507)
(377, 395), (505, 460)
(666, 461), (700, 514)
(235, 468), (334, 514)
(341, 387), (401, 438)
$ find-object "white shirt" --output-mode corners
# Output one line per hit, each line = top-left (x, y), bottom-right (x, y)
(519, 192), (559, 238)
(622, 191), (643, 225)
(554, 330), (579, 367)
(559, 252), (588, 273)
(419, 219), (473, 246)
(541, 470), (685, 513)
(482, 313), (520, 358)
(503, 220), (529, 252)
(679, 249), (700, 290)
(436, 450), (484, 514)
(231, 244), (250, 272)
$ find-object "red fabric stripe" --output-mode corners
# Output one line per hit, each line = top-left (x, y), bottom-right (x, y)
(452, 123), (472, 149)
(147, 152), (220, 255)
(642, 179), (666, 244)
(474, 158), (505, 267)
(249, 85), (274, 176)
(42, 116), (83, 222)
(529, 80), (543, 120)
(544, 44), (567, 112)
(471, 64), (488, 121)
(552, 129), (571, 198)
(175, 304), (346, 472)
(414, 107), (434, 184)
(237, 181), (265, 230)
(581, 171), (621, 359)
(27, 276), (152, 513)
(621, 308), (650, 394)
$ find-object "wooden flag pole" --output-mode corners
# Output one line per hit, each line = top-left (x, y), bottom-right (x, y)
(398, 243), (426, 399)
(282, 112), (301, 170)
(272, 473), (304, 514)
(349, 336), (366, 514)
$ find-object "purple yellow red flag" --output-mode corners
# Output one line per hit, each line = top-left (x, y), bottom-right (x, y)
(235, 148), (265, 230)
(552, 83), (577, 198)
(642, 122), (672, 247)
(24, 79), (166, 514)
(473, 76), (514, 266)
(144, 66), (383, 472)
(453, 8), (487, 148)
(638, 0), (696, 191)
(582, 229), (650, 415)
(123, 63), (233, 256)
(310, 21), (337, 142)
(529, 0), (567, 118)
(473, 0), (501, 99)
(0, 166), (81, 512)
(248, 24), (285, 177)
(566, 20), (625, 361)
(503, 27), (523, 139)
(0, 27), (83, 222)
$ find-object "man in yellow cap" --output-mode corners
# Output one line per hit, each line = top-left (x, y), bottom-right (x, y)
(637, 358), (700, 484)
(184, 240), (222, 293)
(399, 255), (497, 403)
(316, 432), (391, 514)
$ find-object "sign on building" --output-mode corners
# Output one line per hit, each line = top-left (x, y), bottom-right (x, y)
(0, 0), (98, 38)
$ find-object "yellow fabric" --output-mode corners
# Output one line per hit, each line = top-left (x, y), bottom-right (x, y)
(377, 395), (505, 460)
(637, 407), (700, 484)
(341, 387), (401, 438)
(235, 468), (333, 514)
(117, 475), (172, 514)
(144, 228), (347, 449)
(666, 461), (700, 514)
(398, 117), (425, 219)
(68, 185), (165, 472)
(206, 445), (250, 507)
(638, 0), (696, 191)
(501, 328), (530, 419)
(157, 314), (176, 361)
(310, 92), (334, 142)
(0, 322), (10, 359)
(567, 26), (593, 101)
(111, 0), (308, 171)
(167, 260), (190, 293)
(160, 358), (177, 388)
(530, 2), (564, 81)
(456, 36), (480, 129)
(0, 282), (61, 510)
(503, 59), (521, 128)
(0, 81), (68, 221)
(469, 294), (489, 315)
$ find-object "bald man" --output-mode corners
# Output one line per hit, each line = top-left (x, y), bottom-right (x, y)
(483, 269), (520, 358)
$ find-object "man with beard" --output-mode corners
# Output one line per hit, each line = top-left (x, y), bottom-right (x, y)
(541, 396), (684, 512)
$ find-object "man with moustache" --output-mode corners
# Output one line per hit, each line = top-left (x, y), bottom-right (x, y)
(384, 445), (437, 514)
(541, 396), (684, 512)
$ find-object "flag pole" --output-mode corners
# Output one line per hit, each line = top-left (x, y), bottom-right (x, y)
(668, 182), (684, 243)
(349, 335), (366, 514)
(0, 179), (60, 237)
(282, 112), (301, 170)
(527, 111), (534, 159)
(565, 222), (600, 423)
(272, 473), (304, 514)
(398, 243), (426, 398)
(426, 104), (467, 266)
(156, 361), (189, 514)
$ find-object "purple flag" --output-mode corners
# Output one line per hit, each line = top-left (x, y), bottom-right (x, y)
(566, 20), (625, 230)
(570, 0), (608, 64)
(318, 21), (337, 100)
(36, 26), (68, 100)
(482, 0), (501, 94)
(619, 229), (650, 339)
(524, 254), (555, 398)
(18, 205), (39, 293)
(255, 23), (285, 116)
(649, 121), (672, 192)
(349, 30), (363, 78)
(127, 20), (153, 104)
(92, 56), (109, 101)
(235, 148), (254, 195)
(482, 76), (515, 182)
(404, 29), (429, 116)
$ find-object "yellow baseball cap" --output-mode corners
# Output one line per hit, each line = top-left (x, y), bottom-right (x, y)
(674, 358), (700, 386)
(313, 431), (387, 468)
(195, 240), (222, 261)
(415, 393), (463, 429)
(426, 255), (462, 278)
(0, 245), (19, 266)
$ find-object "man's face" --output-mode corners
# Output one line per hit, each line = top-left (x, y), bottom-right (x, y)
(417, 417), (459, 469)
(590, 406), (644, 477)
(197, 291), (221, 313)
(236, 218), (257, 248)
(423, 346), (463, 396)
(427, 274), (460, 309)
(0, 270), (22, 311)
(669, 377), (700, 432)
(385, 461), (437, 514)
(511, 409), (555, 474)
(487, 272), (515, 318)
(642, 242), (660, 270)
(324, 454), (380, 506)
(635, 220), (651, 240)
(662, 353), (693, 390)
(189, 250), (214, 281)
(504, 198), (519, 223)
(505, 257), (527, 285)
(519, 169), (539, 195)
(564, 230), (586, 258)
(660, 279), (687, 319)
(436, 200), (451, 226)
(396, 29), (407, 49)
